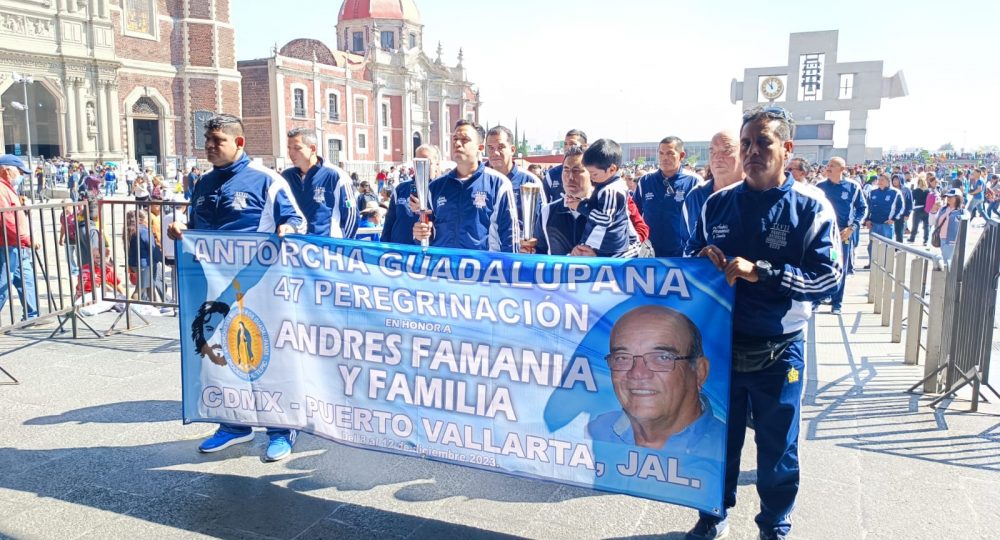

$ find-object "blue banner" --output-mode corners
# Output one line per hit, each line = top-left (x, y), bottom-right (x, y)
(178, 232), (733, 515)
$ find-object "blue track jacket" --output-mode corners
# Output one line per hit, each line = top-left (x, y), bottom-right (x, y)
(633, 169), (702, 257)
(687, 177), (843, 336)
(815, 177), (868, 230)
(426, 163), (518, 252)
(188, 152), (305, 234)
(281, 157), (358, 238)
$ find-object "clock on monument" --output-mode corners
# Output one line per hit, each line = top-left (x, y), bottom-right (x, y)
(760, 76), (784, 101)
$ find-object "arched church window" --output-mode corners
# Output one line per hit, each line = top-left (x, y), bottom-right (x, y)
(132, 96), (160, 116)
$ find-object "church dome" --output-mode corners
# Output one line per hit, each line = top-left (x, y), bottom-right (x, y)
(338, 0), (421, 25)
(279, 39), (339, 66)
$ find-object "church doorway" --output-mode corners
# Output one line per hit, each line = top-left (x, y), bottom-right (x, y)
(2, 81), (61, 158)
(133, 119), (160, 163)
(130, 97), (161, 165)
(412, 131), (422, 154)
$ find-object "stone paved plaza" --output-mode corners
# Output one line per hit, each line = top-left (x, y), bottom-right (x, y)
(0, 262), (998, 540)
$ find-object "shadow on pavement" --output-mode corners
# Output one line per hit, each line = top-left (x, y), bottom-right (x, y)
(23, 399), (182, 425)
(1, 401), (596, 538)
(803, 310), (1000, 472)
(607, 534), (688, 540)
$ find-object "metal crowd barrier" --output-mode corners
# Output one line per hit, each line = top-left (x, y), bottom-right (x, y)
(919, 218), (1000, 411)
(96, 199), (189, 335)
(867, 232), (949, 393)
(1, 199), (112, 382)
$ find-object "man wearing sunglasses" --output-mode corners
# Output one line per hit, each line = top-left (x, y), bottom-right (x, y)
(687, 106), (842, 540)
(786, 158), (808, 183)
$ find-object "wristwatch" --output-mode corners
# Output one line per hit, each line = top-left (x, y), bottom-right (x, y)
(755, 260), (774, 282)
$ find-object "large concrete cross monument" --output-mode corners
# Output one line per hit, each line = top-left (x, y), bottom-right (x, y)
(731, 30), (908, 165)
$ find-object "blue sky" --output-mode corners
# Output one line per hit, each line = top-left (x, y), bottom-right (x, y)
(234, 0), (999, 152)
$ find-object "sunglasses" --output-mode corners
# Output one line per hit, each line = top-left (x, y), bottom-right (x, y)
(744, 106), (796, 125)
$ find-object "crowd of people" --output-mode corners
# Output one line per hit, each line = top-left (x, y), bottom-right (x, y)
(4, 105), (997, 540)
(154, 108), (840, 540)
(10, 155), (202, 205)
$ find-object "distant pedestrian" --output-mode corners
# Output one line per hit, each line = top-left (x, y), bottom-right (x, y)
(890, 174), (912, 242)
(864, 173), (903, 265)
(0, 155), (39, 321)
(132, 173), (150, 202)
(930, 188), (967, 267)
(908, 176), (930, 245)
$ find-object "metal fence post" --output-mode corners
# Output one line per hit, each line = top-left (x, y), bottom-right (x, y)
(904, 258), (927, 364)
(891, 250), (907, 342)
(880, 244), (894, 325)
(867, 236), (878, 304)
(923, 265), (948, 393)
(872, 240), (885, 313)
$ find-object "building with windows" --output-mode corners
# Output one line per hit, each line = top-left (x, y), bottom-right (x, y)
(237, 0), (481, 169)
(0, 0), (241, 169)
(620, 141), (711, 168)
(731, 30), (906, 164)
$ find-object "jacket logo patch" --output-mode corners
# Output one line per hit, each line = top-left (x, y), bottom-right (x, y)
(711, 224), (730, 240)
(436, 196), (447, 208)
(841, 192), (849, 200)
(313, 187), (325, 203)
(473, 191), (487, 209)
(765, 223), (790, 250)
(233, 192), (248, 211)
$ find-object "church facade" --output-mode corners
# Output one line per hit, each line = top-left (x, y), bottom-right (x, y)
(238, 0), (481, 168)
(0, 0), (479, 173)
(0, 0), (240, 170)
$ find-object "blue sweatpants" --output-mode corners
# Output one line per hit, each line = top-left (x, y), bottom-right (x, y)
(699, 340), (804, 537)
(831, 236), (856, 308)
(867, 223), (893, 260)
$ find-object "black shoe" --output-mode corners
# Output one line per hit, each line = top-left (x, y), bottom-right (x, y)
(831, 306), (842, 315)
(863, 264), (871, 270)
(759, 530), (787, 540)
(687, 517), (729, 539)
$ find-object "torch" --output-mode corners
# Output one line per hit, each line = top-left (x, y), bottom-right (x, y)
(413, 158), (431, 249)
(520, 183), (541, 242)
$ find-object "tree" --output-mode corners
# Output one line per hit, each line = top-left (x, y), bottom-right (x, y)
(938, 143), (955, 152)
(517, 135), (530, 156)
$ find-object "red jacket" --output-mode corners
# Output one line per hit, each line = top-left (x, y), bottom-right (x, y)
(627, 196), (649, 243)
(1, 179), (31, 248)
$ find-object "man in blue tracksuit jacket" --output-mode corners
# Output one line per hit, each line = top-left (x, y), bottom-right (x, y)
(633, 136), (703, 257)
(485, 125), (547, 225)
(412, 120), (518, 252)
(383, 144), (440, 245)
(816, 157), (868, 313)
(384, 178), (418, 245)
(685, 107), (842, 540)
(168, 114), (305, 463)
(686, 130), (744, 217)
(282, 128), (358, 239)
(526, 146), (590, 255)
(864, 173), (904, 262)
(891, 174), (913, 242)
(543, 129), (589, 202)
